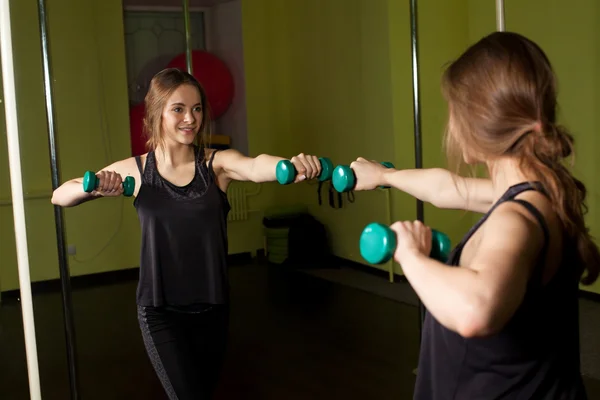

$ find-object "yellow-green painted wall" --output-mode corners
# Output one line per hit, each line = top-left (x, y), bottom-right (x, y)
(241, 0), (600, 294)
(285, 0), (401, 267)
(0, 0), (140, 291)
(240, 0), (475, 275)
(1, 0), (598, 296)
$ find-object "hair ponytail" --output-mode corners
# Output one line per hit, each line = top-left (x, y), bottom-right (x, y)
(536, 124), (574, 162)
(519, 126), (599, 285)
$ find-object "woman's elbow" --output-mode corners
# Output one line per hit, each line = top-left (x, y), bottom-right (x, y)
(457, 315), (493, 338)
(51, 191), (66, 207)
(51, 187), (76, 207)
(51, 188), (60, 205)
(51, 179), (83, 207)
(456, 297), (500, 338)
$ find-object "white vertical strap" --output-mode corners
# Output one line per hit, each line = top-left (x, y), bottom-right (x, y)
(0, 1), (42, 399)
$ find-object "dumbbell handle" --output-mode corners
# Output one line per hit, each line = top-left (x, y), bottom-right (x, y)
(82, 171), (135, 197)
(359, 222), (451, 265)
(276, 157), (334, 185)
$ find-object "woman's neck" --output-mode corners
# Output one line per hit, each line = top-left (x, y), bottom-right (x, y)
(154, 143), (195, 168)
(486, 157), (534, 202)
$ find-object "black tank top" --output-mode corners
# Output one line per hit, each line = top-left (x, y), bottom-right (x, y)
(414, 182), (586, 399)
(133, 146), (231, 307)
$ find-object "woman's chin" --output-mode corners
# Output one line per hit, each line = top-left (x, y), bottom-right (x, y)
(176, 132), (197, 145)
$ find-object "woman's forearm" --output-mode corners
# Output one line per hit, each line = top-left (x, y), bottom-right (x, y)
(400, 252), (488, 338)
(381, 168), (493, 212)
(51, 179), (98, 207)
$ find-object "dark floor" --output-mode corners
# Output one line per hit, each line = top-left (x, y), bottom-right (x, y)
(1, 261), (599, 399)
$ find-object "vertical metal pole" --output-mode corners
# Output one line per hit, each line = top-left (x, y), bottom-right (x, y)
(37, 0), (80, 398)
(0, 0), (42, 398)
(183, 0), (193, 74)
(496, 0), (505, 31)
(409, 0), (426, 339)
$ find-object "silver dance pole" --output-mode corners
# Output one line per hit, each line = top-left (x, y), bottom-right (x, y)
(409, 0), (426, 338)
(496, 0), (505, 31)
(183, 0), (193, 73)
(0, 0), (42, 398)
(37, 0), (80, 398)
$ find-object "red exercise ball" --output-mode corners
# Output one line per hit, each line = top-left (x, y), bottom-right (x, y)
(130, 102), (146, 157)
(167, 50), (234, 120)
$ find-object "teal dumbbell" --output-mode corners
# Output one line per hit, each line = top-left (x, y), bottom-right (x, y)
(359, 222), (451, 264)
(276, 157), (334, 185)
(332, 161), (395, 193)
(82, 171), (135, 197)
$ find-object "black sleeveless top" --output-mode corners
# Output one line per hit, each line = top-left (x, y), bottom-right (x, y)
(133, 146), (231, 307)
(414, 182), (586, 399)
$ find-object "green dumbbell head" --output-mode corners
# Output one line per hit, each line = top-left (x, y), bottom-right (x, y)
(276, 157), (334, 185)
(359, 223), (397, 265)
(82, 171), (135, 197)
(318, 157), (334, 182)
(276, 160), (296, 185)
(359, 222), (451, 265)
(82, 171), (98, 193)
(430, 230), (451, 262)
(332, 165), (355, 192)
(122, 177), (135, 197)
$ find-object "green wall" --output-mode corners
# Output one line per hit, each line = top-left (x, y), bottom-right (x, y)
(284, 0), (401, 268)
(240, 0), (600, 294)
(1, 0), (598, 295)
(0, 0), (140, 292)
(241, 0), (476, 276)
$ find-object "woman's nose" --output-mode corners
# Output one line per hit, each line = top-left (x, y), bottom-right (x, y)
(184, 111), (195, 123)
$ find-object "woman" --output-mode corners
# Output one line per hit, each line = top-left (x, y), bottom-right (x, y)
(51, 68), (322, 399)
(350, 32), (599, 399)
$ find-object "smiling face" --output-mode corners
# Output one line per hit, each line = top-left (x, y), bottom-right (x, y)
(161, 84), (204, 146)
(143, 68), (212, 151)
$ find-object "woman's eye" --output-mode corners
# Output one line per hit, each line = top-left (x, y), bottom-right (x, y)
(194, 107), (202, 112)
(173, 107), (182, 112)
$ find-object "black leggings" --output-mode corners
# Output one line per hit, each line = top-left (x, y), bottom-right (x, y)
(137, 304), (229, 400)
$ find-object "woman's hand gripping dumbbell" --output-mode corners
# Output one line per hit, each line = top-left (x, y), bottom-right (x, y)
(332, 157), (395, 192)
(276, 156), (334, 185)
(359, 221), (451, 265)
(82, 170), (135, 197)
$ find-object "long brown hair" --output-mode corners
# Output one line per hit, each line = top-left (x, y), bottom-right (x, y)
(143, 68), (212, 151)
(442, 31), (599, 285)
